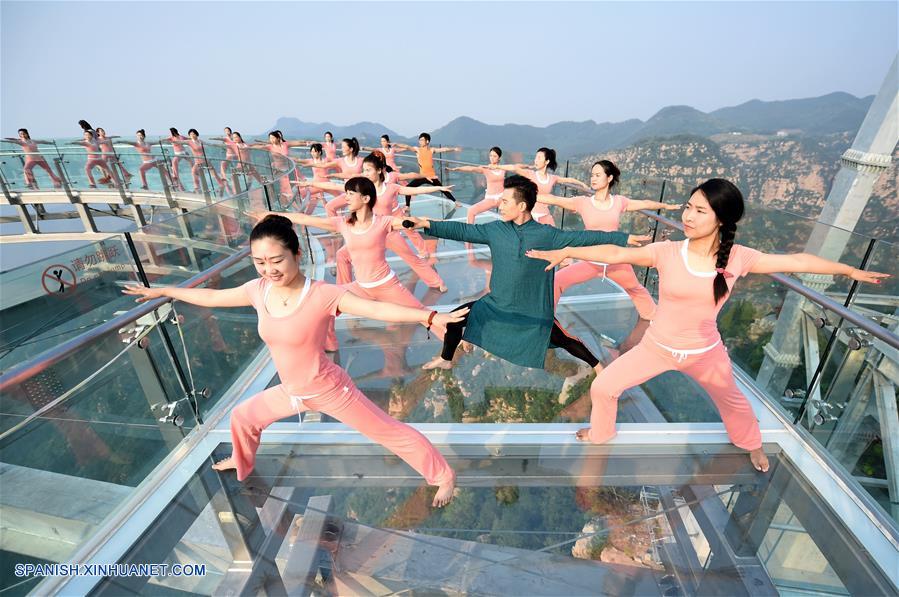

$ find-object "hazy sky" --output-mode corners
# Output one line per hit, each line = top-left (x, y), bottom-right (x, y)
(2, 1), (896, 138)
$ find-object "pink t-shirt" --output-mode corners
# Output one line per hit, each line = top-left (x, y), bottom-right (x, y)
(374, 182), (403, 215)
(223, 139), (238, 159)
(338, 156), (363, 175)
(323, 141), (338, 161)
(331, 215), (393, 283)
(646, 240), (762, 349)
(526, 171), (558, 217)
(384, 146), (398, 169)
(484, 168), (505, 196)
(242, 277), (350, 394)
(574, 194), (630, 232)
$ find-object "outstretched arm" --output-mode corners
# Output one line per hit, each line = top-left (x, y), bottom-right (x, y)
(123, 284), (252, 308)
(537, 193), (577, 211)
(448, 166), (485, 174)
(338, 292), (468, 327)
(398, 184), (453, 196)
(550, 227), (643, 250)
(626, 199), (680, 212)
(404, 217), (491, 245)
(749, 253), (890, 284)
(556, 176), (590, 192)
(527, 245), (654, 270)
(495, 164), (533, 177)
(295, 179), (343, 192)
(256, 210), (338, 233)
(432, 146), (462, 154)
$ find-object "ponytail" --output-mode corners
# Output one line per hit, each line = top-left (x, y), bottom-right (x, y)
(537, 147), (557, 171)
(343, 137), (360, 157)
(691, 178), (745, 305)
(363, 151), (388, 182)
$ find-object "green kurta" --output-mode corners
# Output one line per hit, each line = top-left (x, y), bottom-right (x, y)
(428, 219), (630, 368)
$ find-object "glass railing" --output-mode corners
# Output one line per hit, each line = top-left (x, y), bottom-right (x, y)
(1, 144), (896, 594)
(0, 140), (286, 201)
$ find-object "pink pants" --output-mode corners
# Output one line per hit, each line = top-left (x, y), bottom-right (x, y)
(326, 271), (446, 348)
(24, 158), (61, 187)
(170, 154), (187, 186)
(555, 261), (657, 320)
(466, 196), (500, 224)
(386, 231), (444, 288)
(138, 161), (160, 188)
(106, 156), (131, 177)
(228, 381), (454, 485)
(586, 338), (762, 450)
(84, 158), (113, 186)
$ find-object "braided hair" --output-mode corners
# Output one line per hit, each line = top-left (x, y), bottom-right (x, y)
(690, 179), (745, 305)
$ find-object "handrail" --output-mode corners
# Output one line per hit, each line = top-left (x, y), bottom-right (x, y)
(0, 246), (250, 393)
(640, 210), (899, 350)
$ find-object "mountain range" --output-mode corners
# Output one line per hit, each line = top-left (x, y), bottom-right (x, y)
(272, 92), (874, 156)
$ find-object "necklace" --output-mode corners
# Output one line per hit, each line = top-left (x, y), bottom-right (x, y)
(276, 290), (292, 307)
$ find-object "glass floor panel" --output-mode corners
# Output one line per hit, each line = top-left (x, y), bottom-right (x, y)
(92, 445), (894, 596)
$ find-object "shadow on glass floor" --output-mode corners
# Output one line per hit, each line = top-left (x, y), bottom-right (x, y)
(92, 445), (894, 596)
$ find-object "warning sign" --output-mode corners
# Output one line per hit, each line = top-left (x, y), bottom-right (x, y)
(42, 264), (77, 295)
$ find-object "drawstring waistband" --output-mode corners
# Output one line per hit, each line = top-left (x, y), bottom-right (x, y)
(289, 385), (350, 428)
(654, 339), (720, 363)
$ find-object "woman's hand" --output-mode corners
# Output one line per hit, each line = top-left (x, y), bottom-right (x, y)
(627, 234), (652, 246)
(432, 307), (469, 327)
(662, 203), (681, 211)
(123, 284), (168, 303)
(849, 269), (890, 284)
(525, 248), (567, 271)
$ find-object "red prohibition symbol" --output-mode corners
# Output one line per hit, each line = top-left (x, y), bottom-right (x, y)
(42, 264), (77, 295)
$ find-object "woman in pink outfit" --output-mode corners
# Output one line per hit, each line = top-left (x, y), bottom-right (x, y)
(249, 131), (307, 205)
(318, 138), (366, 215)
(183, 129), (227, 193)
(267, 175), (447, 344)
(449, 146), (506, 224)
(301, 152), (451, 291)
(210, 126), (239, 187)
(539, 160), (680, 320)
(95, 127), (132, 183)
(363, 135), (406, 171)
(229, 131), (265, 187)
(4, 129), (62, 189)
(294, 143), (333, 213)
(165, 127), (191, 190)
(68, 130), (115, 188)
(527, 178), (890, 473)
(118, 129), (168, 190)
(124, 214), (463, 507)
(497, 147), (589, 225)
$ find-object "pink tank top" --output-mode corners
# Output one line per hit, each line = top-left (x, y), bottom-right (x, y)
(527, 170), (558, 217)
(21, 140), (42, 160)
(374, 182), (402, 216)
(223, 139), (238, 159)
(331, 215), (394, 283)
(338, 156), (363, 175)
(242, 277), (350, 394)
(574, 194), (630, 231)
(323, 141), (337, 160)
(311, 159), (329, 181)
(186, 139), (204, 156)
(84, 139), (102, 158)
(484, 168), (505, 196)
(269, 142), (291, 169)
(384, 146), (397, 169)
(170, 136), (187, 154)
(646, 240), (762, 349)
(99, 138), (115, 156)
(135, 141), (153, 161)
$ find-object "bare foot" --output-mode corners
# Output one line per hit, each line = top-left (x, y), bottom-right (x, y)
(459, 340), (473, 353)
(422, 355), (453, 370)
(575, 428), (591, 442)
(438, 284), (448, 293)
(750, 448), (769, 472)
(432, 474), (456, 507)
(212, 457), (237, 472)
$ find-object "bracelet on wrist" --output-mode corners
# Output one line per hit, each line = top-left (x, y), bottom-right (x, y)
(426, 310), (437, 329)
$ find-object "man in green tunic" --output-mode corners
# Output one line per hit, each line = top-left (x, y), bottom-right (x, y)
(405, 175), (648, 370)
